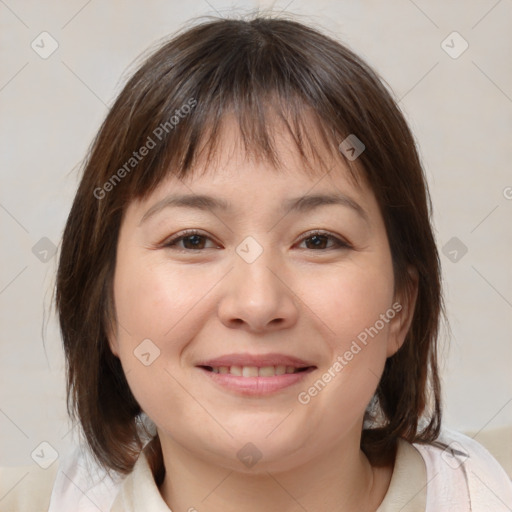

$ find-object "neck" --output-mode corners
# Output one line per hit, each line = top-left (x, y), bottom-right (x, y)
(156, 430), (392, 512)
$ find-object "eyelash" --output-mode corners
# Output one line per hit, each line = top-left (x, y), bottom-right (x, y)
(162, 229), (352, 252)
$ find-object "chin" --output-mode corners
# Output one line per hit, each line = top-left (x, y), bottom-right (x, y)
(211, 430), (314, 474)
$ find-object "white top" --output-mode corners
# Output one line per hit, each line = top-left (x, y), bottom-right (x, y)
(1, 429), (511, 511)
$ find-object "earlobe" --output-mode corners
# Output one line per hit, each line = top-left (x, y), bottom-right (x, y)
(386, 266), (419, 357)
(104, 310), (120, 357)
(109, 338), (119, 358)
(105, 321), (120, 357)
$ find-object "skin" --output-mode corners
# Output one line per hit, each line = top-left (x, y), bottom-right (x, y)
(109, 116), (417, 511)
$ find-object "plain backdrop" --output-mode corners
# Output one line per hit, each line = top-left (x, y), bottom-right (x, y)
(1, 0), (511, 466)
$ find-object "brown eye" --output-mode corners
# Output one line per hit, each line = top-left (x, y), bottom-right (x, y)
(304, 234), (330, 250)
(298, 231), (351, 250)
(163, 230), (218, 251)
(178, 234), (207, 250)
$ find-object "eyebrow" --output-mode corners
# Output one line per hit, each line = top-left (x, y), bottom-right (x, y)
(138, 192), (369, 225)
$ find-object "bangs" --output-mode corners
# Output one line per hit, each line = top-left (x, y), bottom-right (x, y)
(130, 94), (356, 199)
(107, 18), (367, 205)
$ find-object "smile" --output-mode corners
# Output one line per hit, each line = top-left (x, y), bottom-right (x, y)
(195, 353), (317, 395)
(199, 365), (311, 377)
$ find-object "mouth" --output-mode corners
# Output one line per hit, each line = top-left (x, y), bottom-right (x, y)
(198, 364), (313, 377)
(195, 353), (317, 396)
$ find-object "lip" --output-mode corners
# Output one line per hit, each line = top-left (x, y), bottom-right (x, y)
(195, 353), (317, 396)
(198, 366), (316, 396)
(195, 353), (314, 368)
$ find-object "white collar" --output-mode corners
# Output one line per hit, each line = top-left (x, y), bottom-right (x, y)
(48, 429), (512, 511)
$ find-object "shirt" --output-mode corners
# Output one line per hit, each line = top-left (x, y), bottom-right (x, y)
(1, 429), (511, 511)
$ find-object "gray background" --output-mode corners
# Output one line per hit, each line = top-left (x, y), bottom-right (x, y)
(1, 0), (511, 466)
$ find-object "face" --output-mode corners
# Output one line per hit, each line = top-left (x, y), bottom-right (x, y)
(109, 117), (415, 474)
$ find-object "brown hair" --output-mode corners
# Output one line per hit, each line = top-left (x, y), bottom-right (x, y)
(55, 14), (443, 483)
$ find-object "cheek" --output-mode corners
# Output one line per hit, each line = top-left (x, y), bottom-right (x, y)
(301, 256), (395, 346)
(111, 257), (209, 427)
(113, 254), (213, 345)
(296, 256), (395, 407)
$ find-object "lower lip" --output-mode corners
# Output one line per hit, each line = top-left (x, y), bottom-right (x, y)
(197, 367), (315, 396)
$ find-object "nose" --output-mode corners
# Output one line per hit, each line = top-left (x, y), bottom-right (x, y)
(217, 248), (299, 333)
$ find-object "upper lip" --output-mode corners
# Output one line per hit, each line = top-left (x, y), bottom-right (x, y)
(196, 353), (316, 368)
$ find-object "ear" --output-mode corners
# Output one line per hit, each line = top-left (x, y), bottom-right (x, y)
(105, 313), (120, 357)
(386, 266), (419, 358)
(108, 335), (120, 358)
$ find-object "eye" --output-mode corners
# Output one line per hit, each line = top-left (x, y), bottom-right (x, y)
(162, 230), (219, 251)
(161, 229), (351, 252)
(296, 230), (352, 250)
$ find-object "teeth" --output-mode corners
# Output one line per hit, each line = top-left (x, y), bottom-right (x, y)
(207, 365), (306, 377)
(275, 365), (286, 375)
(230, 365), (242, 376)
(242, 366), (259, 377)
(259, 366), (276, 377)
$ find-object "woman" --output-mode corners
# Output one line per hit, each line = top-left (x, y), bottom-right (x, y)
(2, 14), (511, 512)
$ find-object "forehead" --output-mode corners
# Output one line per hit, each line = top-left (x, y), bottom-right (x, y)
(134, 112), (369, 210)
(123, 120), (384, 239)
